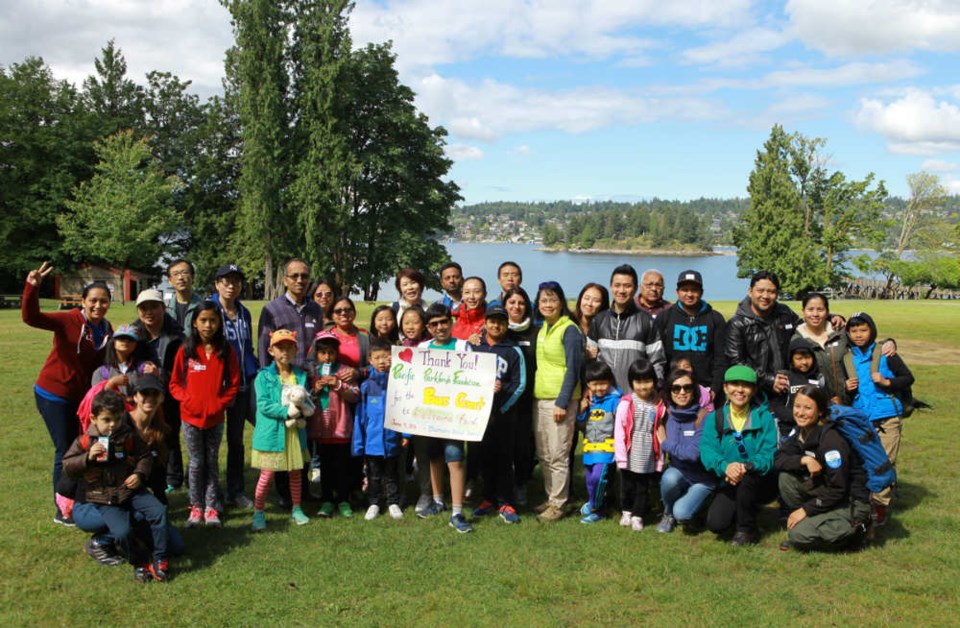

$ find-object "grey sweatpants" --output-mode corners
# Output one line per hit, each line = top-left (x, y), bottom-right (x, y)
(183, 422), (225, 511)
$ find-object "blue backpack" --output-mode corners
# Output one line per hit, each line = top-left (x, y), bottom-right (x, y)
(828, 404), (896, 493)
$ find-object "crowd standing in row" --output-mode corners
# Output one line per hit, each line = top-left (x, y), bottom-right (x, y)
(22, 256), (915, 582)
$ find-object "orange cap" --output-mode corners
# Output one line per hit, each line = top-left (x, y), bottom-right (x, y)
(269, 329), (298, 347)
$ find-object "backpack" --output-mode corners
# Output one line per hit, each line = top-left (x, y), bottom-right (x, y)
(842, 349), (924, 418)
(827, 404), (896, 493)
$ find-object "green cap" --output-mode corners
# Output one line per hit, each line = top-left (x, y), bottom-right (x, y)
(724, 365), (757, 384)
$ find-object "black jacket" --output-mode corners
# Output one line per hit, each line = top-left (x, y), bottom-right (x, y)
(654, 300), (727, 393)
(725, 297), (801, 394)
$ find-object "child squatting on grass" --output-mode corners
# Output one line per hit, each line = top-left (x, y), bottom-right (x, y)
(63, 389), (170, 583)
(251, 329), (316, 530)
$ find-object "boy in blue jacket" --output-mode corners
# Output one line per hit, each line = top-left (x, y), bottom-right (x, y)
(353, 337), (408, 520)
(471, 305), (526, 524)
(576, 360), (622, 524)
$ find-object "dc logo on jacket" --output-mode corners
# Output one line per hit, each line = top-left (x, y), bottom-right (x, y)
(673, 325), (707, 352)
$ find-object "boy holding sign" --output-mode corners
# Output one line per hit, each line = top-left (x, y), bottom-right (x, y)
(472, 305), (526, 524)
(417, 304), (474, 533)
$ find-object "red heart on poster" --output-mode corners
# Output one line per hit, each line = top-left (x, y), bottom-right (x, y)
(398, 348), (413, 363)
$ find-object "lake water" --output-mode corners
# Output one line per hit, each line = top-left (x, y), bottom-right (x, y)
(371, 242), (751, 303)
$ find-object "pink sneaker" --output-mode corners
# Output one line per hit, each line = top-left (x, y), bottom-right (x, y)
(204, 507), (222, 528)
(619, 511), (632, 527)
(631, 516), (644, 532)
(186, 505), (203, 528)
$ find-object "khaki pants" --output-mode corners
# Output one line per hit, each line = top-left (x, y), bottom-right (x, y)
(534, 399), (578, 509)
(873, 416), (902, 507)
(779, 473), (854, 550)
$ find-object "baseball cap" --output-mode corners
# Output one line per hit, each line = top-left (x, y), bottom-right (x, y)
(677, 270), (703, 288)
(269, 329), (298, 347)
(485, 304), (508, 319)
(112, 324), (139, 341)
(215, 263), (244, 281)
(724, 365), (757, 384)
(133, 374), (164, 394)
(136, 289), (164, 306)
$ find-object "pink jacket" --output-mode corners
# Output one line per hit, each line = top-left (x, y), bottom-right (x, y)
(614, 395), (667, 471)
(308, 365), (360, 444)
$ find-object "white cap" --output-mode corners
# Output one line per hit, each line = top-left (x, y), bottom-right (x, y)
(136, 288), (165, 306)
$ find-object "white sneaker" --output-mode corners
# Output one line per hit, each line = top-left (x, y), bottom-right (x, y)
(364, 505), (380, 521)
(231, 494), (254, 509)
(310, 468), (321, 483)
(388, 504), (403, 519)
(415, 494), (433, 513)
(619, 511), (632, 527)
(631, 516), (644, 532)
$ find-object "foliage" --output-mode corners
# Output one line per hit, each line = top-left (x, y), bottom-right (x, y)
(735, 125), (888, 294)
(81, 40), (145, 136)
(57, 130), (182, 272)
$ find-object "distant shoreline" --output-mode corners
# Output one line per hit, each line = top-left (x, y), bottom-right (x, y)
(540, 246), (725, 257)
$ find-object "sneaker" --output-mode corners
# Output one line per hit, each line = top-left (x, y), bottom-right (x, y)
(149, 559), (170, 582)
(871, 504), (889, 527)
(472, 500), (497, 517)
(204, 507), (222, 528)
(310, 468), (322, 484)
(186, 505), (203, 528)
(656, 514), (676, 534)
(464, 481), (475, 501)
(388, 504), (404, 519)
(580, 512), (603, 524)
(291, 506), (310, 525)
(580, 502), (593, 517)
(630, 516), (644, 532)
(227, 494), (254, 510)
(364, 505), (381, 521)
(165, 484), (177, 494)
(534, 502), (551, 515)
(449, 513), (474, 533)
(338, 502), (353, 518)
(779, 539), (792, 552)
(417, 500), (447, 519)
(415, 494), (433, 513)
(133, 564), (152, 583)
(730, 530), (757, 546)
(499, 505), (520, 524)
(85, 537), (124, 566)
(514, 484), (528, 507)
(53, 510), (75, 527)
(619, 511), (632, 527)
(251, 510), (266, 531)
(537, 505), (564, 522)
(318, 501), (335, 517)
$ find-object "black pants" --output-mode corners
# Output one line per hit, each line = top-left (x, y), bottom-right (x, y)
(318, 443), (352, 503)
(620, 470), (655, 515)
(225, 387), (255, 500)
(513, 399), (536, 485)
(163, 397), (184, 489)
(706, 471), (778, 534)
(481, 412), (516, 506)
(366, 456), (401, 506)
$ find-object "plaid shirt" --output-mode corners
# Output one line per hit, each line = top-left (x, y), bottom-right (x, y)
(257, 293), (323, 369)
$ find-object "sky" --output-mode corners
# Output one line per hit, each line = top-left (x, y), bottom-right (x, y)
(3, 0), (960, 204)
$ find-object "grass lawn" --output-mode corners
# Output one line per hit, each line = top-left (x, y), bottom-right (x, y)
(1, 298), (959, 625)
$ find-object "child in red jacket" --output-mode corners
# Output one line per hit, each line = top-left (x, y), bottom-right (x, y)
(169, 301), (239, 528)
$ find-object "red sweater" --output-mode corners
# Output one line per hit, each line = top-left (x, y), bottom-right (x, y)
(169, 344), (240, 429)
(452, 305), (485, 341)
(21, 281), (111, 402)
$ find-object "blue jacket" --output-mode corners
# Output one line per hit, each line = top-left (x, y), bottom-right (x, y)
(476, 335), (526, 416)
(212, 293), (259, 390)
(252, 364), (309, 453)
(662, 404), (716, 487)
(577, 386), (621, 465)
(352, 370), (405, 458)
(850, 342), (913, 421)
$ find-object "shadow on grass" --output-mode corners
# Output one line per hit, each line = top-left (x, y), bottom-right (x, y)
(868, 480), (932, 546)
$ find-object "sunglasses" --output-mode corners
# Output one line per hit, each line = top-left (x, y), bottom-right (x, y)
(427, 318), (451, 328)
(732, 431), (749, 460)
(671, 384), (695, 393)
(332, 307), (354, 315)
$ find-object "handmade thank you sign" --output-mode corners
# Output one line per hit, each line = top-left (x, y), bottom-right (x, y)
(385, 346), (496, 441)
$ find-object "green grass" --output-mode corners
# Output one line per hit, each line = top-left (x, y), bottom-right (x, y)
(1, 299), (959, 625)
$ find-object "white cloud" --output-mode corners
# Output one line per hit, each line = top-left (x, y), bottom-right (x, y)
(763, 61), (923, 88)
(350, 0), (753, 70)
(920, 159), (958, 172)
(514, 145), (531, 155)
(0, 0), (234, 97)
(856, 90), (960, 155)
(446, 144), (484, 161)
(787, 0), (960, 56)
(682, 27), (790, 67)
(415, 73), (725, 141)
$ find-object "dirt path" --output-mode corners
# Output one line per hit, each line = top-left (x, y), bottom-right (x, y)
(896, 340), (960, 366)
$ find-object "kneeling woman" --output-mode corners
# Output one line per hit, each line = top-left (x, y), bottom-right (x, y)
(699, 365), (777, 546)
(774, 385), (870, 551)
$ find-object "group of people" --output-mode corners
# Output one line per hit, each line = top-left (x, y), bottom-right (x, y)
(22, 255), (914, 582)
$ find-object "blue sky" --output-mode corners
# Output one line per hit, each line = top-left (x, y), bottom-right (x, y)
(3, 0), (959, 204)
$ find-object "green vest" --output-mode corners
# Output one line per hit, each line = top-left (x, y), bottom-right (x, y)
(535, 315), (580, 400)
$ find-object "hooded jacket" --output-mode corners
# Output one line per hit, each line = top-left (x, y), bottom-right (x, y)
(252, 363), (310, 453)
(452, 304), (486, 341)
(22, 281), (112, 402)
(476, 333), (526, 417)
(655, 299), (727, 393)
(587, 300), (666, 392)
(62, 420), (152, 505)
(771, 337), (826, 429)
(168, 343), (240, 429)
(700, 397), (777, 481)
(577, 386), (622, 465)
(846, 313), (914, 421)
(352, 369), (405, 458)
(662, 402), (716, 487)
(793, 323), (849, 404)
(211, 293), (259, 390)
(725, 297), (801, 394)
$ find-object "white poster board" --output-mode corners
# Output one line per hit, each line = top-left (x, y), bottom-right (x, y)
(384, 346), (496, 442)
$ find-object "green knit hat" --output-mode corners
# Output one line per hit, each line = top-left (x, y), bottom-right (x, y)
(724, 365), (757, 384)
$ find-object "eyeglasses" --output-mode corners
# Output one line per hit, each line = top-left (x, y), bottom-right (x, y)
(287, 273), (310, 281)
(538, 281), (560, 291)
(219, 276), (241, 286)
(671, 384), (695, 393)
(427, 318), (451, 328)
(332, 307), (354, 315)
(314, 291), (334, 298)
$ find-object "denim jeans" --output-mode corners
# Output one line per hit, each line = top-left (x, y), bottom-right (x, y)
(660, 466), (714, 522)
(75, 493), (169, 561)
(74, 502), (185, 556)
(35, 391), (79, 504)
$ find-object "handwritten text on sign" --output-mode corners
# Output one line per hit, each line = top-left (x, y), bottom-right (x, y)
(385, 346), (496, 442)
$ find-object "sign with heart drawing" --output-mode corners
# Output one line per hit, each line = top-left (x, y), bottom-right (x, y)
(385, 346), (496, 441)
